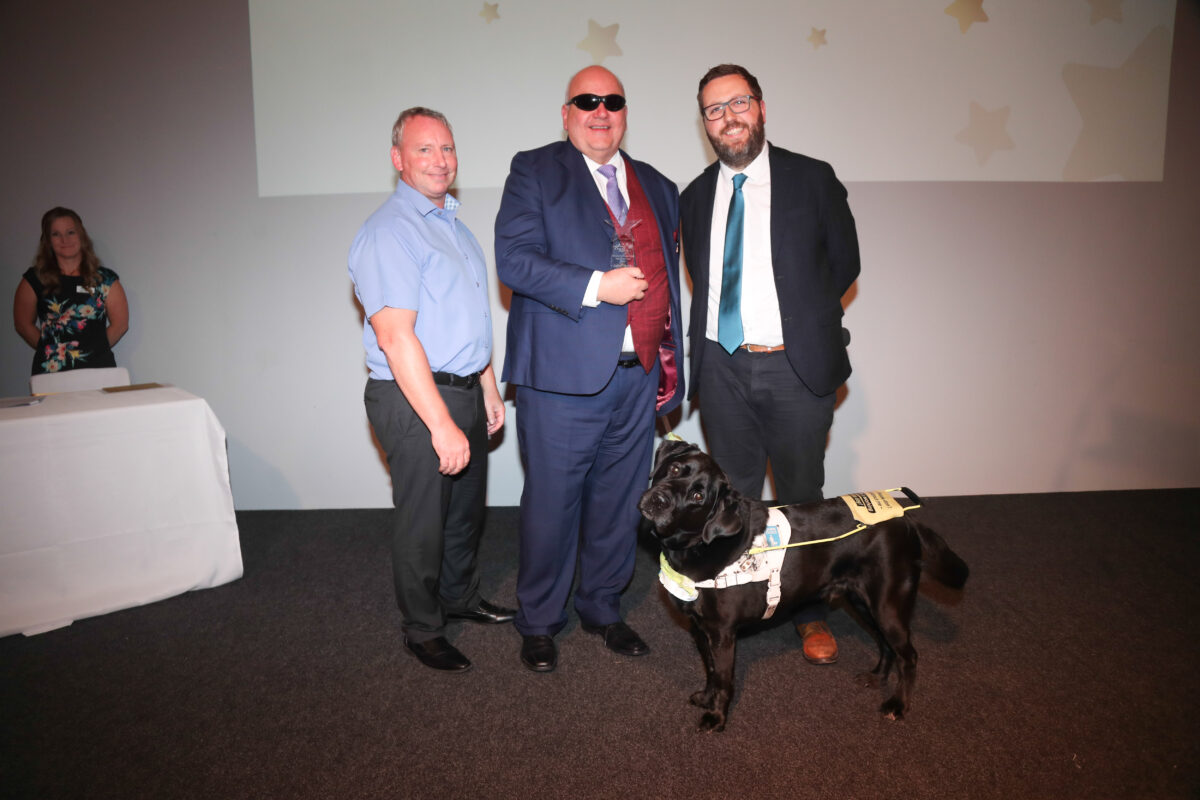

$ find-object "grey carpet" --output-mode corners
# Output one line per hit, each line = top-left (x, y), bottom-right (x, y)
(2, 490), (1197, 799)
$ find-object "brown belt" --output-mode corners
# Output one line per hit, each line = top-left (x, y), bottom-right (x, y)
(740, 343), (786, 353)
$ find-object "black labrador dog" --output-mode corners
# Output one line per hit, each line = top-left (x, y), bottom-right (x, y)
(638, 437), (969, 732)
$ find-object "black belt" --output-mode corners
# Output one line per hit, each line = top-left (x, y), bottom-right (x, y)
(617, 355), (640, 369)
(432, 371), (481, 388)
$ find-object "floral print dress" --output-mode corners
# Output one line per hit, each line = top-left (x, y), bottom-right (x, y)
(22, 266), (120, 375)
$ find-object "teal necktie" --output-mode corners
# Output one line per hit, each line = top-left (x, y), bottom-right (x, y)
(718, 173), (748, 354)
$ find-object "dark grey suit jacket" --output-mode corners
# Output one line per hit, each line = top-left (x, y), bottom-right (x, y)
(679, 143), (860, 398)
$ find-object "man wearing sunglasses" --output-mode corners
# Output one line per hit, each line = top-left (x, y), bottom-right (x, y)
(495, 66), (684, 673)
(680, 64), (861, 667)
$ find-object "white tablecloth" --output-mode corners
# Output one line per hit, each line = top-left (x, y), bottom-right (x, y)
(0, 385), (243, 636)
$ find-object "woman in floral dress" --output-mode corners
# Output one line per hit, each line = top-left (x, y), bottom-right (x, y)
(13, 207), (129, 375)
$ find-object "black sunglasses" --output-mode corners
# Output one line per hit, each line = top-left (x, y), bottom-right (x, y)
(568, 93), (627, 112)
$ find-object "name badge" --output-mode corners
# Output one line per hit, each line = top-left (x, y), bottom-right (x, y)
(764, 526), (781, 548)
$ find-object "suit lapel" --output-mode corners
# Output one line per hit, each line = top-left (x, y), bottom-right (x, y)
(688, 162), (720, 291)
(625, 154), (669, 262)
(557, 142), (615, 258)
(768, 143), (790, 271)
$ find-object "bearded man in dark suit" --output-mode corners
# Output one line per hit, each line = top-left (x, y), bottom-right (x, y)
(495, 66), (684, 673)
(679, 63), (860, 665)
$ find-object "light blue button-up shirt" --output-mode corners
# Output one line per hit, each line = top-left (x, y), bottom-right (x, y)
(348, 180), (492, 380)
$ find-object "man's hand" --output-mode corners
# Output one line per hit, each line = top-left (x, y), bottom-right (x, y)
(430, 419), (470, 475)
(597, 267), (648, 306)
(370, 306), (472, 476)
(483, 390), (505, 437)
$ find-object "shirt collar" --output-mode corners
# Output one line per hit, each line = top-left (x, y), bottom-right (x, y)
(582, 150), (626, 176)
(394, 178), (459, 218)
(718, 141), (770, 186)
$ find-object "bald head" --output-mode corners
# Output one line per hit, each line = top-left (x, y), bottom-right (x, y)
(561, 66), (628, 163)
(565, 65), (625, 102)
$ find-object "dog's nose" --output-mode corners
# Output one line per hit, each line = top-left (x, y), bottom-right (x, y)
(638, 488), (667, 515)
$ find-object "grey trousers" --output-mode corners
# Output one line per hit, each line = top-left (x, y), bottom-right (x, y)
(364, 377), (487, 641)
(696, 346), (837, 625)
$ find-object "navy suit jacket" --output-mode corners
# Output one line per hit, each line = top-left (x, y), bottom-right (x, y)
(495, 140), (684, 415)
(679, 144), (860, 398)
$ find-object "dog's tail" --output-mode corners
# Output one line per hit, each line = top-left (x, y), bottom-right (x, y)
(914, 522), (969, 589)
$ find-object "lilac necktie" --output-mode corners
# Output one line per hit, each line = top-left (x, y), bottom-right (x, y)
(597, 164), (627, 225)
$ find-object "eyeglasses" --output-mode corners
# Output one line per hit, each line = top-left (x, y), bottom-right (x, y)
(568, 93), (627, 112)
(702, 95), (759, 121)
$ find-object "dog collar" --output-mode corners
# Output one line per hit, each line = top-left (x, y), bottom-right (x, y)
(658, 553), (699, 601)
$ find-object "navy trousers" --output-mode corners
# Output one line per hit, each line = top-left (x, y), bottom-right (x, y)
(513, 362), (659, 637)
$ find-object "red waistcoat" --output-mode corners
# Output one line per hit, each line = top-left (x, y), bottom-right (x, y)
(608, 159), (670, 374)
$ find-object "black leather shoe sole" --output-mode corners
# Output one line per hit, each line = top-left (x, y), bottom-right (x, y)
(446, 600), (517, 625)
(520, 635), (557, 672)
(581, 621), (650, 657)
(404, 636), (472, 672)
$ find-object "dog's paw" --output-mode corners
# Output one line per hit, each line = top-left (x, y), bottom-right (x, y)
(879, 697), (906, 720)
(689, 689), (716, 710)
(855, 671), (881, 688)
(697, 712), (726, 733)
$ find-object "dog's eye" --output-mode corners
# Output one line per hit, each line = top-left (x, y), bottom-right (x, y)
(691, 490), (704, 503)
(669, 463), (681, 475)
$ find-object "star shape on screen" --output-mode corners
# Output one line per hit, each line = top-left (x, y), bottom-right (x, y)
(1061, 26), (1171, 180)
(479, 2), (499, 23)
(944, 0), (989, 34)
(1086, 0), (1123, 24)
(954, 101), (1014, 165)
(578, 19), (622, 64)
(808, 28), (827, 49)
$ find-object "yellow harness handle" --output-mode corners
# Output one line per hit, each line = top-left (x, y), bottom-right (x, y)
(747, 488), (921, 555)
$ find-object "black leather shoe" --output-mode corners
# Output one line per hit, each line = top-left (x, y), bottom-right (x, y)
(404, 636), (472, 672)
(446, 599), (517, 625)
(520, 635), (557, 672)
(581, 620), (650, 657)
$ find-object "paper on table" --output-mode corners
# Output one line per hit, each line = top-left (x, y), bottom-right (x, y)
(0, 396), (44, 408)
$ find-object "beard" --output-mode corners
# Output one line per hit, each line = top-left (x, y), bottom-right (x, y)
(706, 117), (766, 169)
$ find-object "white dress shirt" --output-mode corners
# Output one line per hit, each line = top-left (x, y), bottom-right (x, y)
(705, 144), (783, 347)
(581, 151), (636, 353)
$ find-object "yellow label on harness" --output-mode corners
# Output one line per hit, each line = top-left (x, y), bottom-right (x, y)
(841, 490), (907, 526)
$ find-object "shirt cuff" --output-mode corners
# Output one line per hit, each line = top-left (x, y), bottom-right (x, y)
(583, 270), (603, 307)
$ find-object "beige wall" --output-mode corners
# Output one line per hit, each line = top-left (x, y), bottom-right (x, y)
(3, 1), (1197, 508)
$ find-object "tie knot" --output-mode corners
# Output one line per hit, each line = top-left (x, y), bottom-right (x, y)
(598, 164), (617, 180)
(732, 173), (748, 190)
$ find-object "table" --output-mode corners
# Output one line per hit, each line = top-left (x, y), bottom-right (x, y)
(0, 385), (242, 636)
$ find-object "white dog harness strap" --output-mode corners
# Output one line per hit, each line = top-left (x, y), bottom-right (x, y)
(656, 509), (791, 616)
(697, 508), (792, 619)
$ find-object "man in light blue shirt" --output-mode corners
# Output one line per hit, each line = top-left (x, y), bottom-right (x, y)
(348, 107), (513, 672)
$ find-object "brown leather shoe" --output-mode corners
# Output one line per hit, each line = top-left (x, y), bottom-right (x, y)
(796, 621), (838, 665)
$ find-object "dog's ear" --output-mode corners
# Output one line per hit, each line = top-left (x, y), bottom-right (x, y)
(701, 482), (744, 544)
(652, 438), (695, 474)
